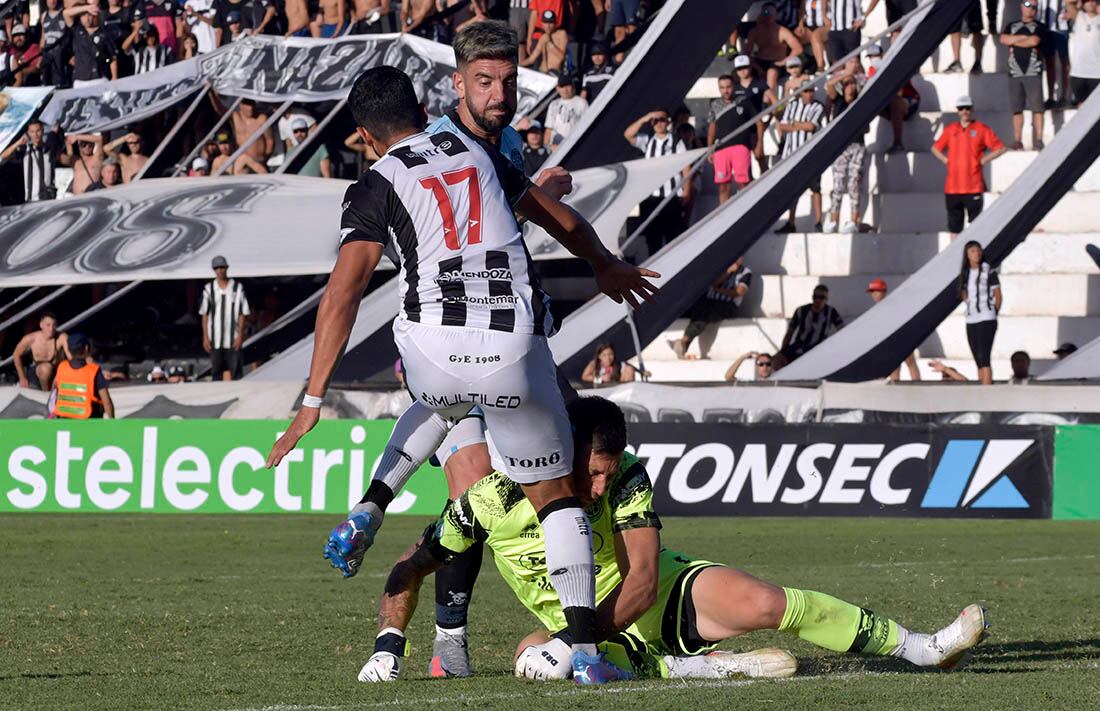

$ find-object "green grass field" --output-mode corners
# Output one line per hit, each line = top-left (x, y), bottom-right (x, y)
(2, 515), (1098, 709)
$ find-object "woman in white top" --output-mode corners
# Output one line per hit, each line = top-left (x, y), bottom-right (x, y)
(1067, 0), (1100, 105)
(958, 240), (1001, 385)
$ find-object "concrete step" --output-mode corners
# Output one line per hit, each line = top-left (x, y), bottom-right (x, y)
(868, 150), (1100, 193)
(743, 233), (1100, 277)
(872, 191), (1100, 233)
(865, 109), (1076, 152)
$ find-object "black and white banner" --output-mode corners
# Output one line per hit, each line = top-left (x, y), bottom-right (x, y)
(0, 87), (55, 155)
(39, 34), (556, 135)
(629, 423), (1053, 518)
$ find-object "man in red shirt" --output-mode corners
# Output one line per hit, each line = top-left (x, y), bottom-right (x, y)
(931, 95), (1007, 240)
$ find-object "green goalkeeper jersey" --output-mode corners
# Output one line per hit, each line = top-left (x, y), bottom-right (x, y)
(428, 452), (662, 634)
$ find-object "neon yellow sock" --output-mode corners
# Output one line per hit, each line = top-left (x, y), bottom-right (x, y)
(599, 632), (669, 678)
(779, 587), (899, 655)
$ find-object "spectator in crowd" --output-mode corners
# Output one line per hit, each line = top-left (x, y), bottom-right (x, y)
(133, 0), (182, 54)
(796, 0), (829, 73)
(1002, 1), (1047, 150)
(724, 351), (775, 382)
(286, 117), (332, 177)
(781, 55), (807, 98)
(179, 33), (201, 59)
(581, 41), (615, 103)
(11, 312), (70, 390)
(867, 43), (920, 153)
(279, 105), (316, 149)
(931, 95), (1007, 240)
(230, 98), (275, 165)
(608, 0), (640, 63)
(210, 130), (268, 174)
(522, 121), (550, 176)
(167, 365), (189, 383)
(47, 334), (114, 419)
(745, 2), (803, 94)
(215, 0), (275, 42)
(125, 22), (174, 74)
(507, 0), (530, 61)
(101, 0), (135, 70)
(624, 107), (693, 257)
(543, 75), (588, 148)
(668, 256), (752, 360)
(826, 0), (865, 67)
(959, 240), (1001, 385)
(199, 255), (251, 381)
(189, 156), (210, 175)
(730, 54), (776, 174)
(864, 0), (916, 39)
(929, 359), (968, 381)
(38, 0), (70, 87)
(1039, 0), (1072, 106)
(945, 1), (986, 75)
(224, 11), (248, 42)
(6, 23), (41, 86)
(776, 80), (825, 232)
(824, 64), (866, 233)
(708, 73), (756, 203)
(312, 0), (347, 37)
(1067, 0), (1100, 105)
(105, 132), (150, 182)
(90, 157), (123, 189)
(344, 129), (381, 164)
(522, 7), (567, 73)
(64, 4), (120, 87)
(64, 133), (106, 195)
(1054, 342), (1078, 359)
(352, 0), (399, 34)
(148, 365), (168, 383)
(401, 0), (440, 39)
(0, 120), (61, 202)
(780, 284), (844, 362)
(866, 279), (921, 381)
(1009, 350), (1032, 383)
(581, 341), (639, 387)
(184, 0), (219, 54)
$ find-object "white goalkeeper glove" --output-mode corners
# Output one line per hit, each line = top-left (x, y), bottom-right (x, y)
(358, 628), (409, 683)
(514, 637), (572, 680)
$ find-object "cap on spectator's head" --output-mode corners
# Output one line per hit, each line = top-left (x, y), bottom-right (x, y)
(291, 117), (309, 131)
(733, 54), (751, 69)
(956, 94), (974, 109)
(541, 9), (556, 23)
(557, 74), (573, 87)
(227, 11), (242, 23)
(866, 44), (883, 57)
(867, 278), (888, 292)
(800, 79), (816, 93)
(148, 366), (166, 381)
(211, 255), (229, 269)
(67, 333), (89, 352)
(1053, 342), (1078, 355)
(192, 156), (209, 170)
(591, 41), (609, 56)
(526, 119), (543, 132)
(785, 55), (803, 68)
(168, 365), (187, 377)
(12, 23), (27, 36)
(216, 132), (231, 143)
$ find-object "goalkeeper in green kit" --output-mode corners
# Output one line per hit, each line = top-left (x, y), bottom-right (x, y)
(358, 397), (989, 683)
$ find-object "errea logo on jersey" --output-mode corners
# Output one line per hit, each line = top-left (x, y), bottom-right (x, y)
(920, 440), (1032, 509)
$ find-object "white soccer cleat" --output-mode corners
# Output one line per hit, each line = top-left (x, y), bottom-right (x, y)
(705, 648), (798, 679)
(931, 604), (990, 670)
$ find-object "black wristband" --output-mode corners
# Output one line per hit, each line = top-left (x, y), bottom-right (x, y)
(374, 631), (409, 657)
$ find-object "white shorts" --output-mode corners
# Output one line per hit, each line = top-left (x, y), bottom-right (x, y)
(394, 319), (573, 485)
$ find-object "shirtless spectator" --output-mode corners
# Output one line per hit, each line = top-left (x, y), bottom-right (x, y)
(400, 0), (438, 37)
(522, 8), (567, 74)
(12, 312), (70, 390)
(796, 0), (829, 72)
(64, 133), (105, 195)
(210, 131), (268, 174)
(284, 0), (310, 36)
(104, 132), (149, 182)
(311, 0), (346, 37)
(746, 2), (804, 94)
(352, 0), (397, 33)
(781, 55), (807, 98)
(230, 98), (274, 165)
(608, 0), (640, 63)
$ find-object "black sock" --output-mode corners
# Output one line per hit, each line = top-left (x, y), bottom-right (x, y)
(434, 540), (484, 632)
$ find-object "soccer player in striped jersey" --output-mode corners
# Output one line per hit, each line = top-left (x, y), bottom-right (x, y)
(265, 66), (659, 685)
(358, 397), (989, 683)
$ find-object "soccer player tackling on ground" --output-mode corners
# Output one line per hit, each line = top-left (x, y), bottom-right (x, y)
(265, 67), (658, 683)
(359, 398), (990, 683)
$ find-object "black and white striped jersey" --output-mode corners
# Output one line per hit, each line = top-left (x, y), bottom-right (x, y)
(340, 126), (556, 336)
(199, 278), (251, 349)
(828, 0), (863, 31)
(961, 262), (1000, 324)
(643, 133), (688, 198)
(802, 0), (827, 28)
(780, 97), (825, 159)
(1037, 0), (1069, 33)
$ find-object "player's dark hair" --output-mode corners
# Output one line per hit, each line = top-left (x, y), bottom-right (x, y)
(567, 396), (628, 457)
(453, 20), (519, 68)
(349, 66), (426, 141)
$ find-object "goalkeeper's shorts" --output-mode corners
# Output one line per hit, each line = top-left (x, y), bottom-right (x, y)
(628, 548), (722, 656)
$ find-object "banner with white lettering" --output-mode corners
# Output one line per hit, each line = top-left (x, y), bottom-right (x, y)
(39, 34), (556, 135)
(629, 423), (1053, 518)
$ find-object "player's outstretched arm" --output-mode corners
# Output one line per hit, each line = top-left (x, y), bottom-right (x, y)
(265, 241), (383, 468)
(515, 184), (661, 309)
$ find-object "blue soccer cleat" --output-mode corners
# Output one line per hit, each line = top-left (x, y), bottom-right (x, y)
(322, 512), (377, 578)
(572, 651), (633, 685)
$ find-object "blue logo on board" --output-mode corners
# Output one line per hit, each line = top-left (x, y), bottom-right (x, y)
(921, 440), (1032, 509)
